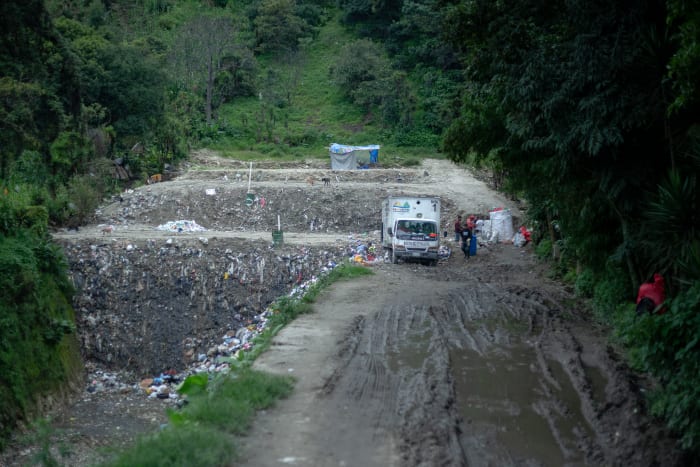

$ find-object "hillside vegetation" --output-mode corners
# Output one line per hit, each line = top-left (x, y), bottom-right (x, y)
(0, 0), (699, 454)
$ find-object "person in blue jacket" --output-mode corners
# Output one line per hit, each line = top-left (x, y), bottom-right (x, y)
(461, 224), (473, 259)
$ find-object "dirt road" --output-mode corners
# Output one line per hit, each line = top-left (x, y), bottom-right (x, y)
(237, 243), (681, 466)
(2, 153), (684, 466)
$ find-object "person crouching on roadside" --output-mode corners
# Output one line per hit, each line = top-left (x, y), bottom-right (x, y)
(635, 273), (666, 315)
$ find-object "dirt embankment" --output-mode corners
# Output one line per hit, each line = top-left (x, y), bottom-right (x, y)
(1, 153), (686, 467)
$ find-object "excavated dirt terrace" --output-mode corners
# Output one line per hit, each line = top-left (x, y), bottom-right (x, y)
(0, 151), (687, 466)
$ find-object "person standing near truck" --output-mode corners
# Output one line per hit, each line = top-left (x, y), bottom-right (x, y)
(454, 215), (463, 242)
(461, 223), (473, 259)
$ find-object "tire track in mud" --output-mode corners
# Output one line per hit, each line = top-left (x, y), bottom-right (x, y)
(319, 281), (467, 467)
(449, 275), (613, 465)
(452, 252), (680, 466)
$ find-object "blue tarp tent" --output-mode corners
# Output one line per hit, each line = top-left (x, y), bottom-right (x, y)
(329, 143), (380, 170)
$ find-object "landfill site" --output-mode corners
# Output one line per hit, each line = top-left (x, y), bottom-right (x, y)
(2, 150), (685, 466)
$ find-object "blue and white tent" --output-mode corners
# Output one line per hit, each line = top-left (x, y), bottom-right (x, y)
(329, 143), (380, 170)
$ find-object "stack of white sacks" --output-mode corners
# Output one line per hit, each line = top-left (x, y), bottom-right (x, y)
(480, 208), (514, 244)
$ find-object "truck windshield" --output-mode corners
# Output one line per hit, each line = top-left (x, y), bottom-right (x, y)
(396, 220), (437, 239)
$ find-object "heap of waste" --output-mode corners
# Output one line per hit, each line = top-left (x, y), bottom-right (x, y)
(99, 183), (457, 234)
(156, 220), (207, 233)
(66, 236), (378, 404)
(58, 233), (380, 378)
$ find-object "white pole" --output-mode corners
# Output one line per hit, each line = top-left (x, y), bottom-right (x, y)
(247, 161), (253, 192)
(278, 215), (281, 231)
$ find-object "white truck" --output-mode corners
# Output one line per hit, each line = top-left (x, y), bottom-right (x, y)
(381, 195), (441, 265)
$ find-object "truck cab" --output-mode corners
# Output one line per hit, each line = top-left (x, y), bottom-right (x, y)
(381, 196), (441, 266)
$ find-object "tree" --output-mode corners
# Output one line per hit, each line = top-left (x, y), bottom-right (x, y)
(330, 39), (393, 109)
(170, 13), (244, 126)
(442, 0), (684, 284)
(0, 0), (81, 179)
(253, 0), (308, 54)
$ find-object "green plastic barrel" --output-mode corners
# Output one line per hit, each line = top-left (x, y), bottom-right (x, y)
(245, 192), (255, 206)
(272, 229), (284, 246)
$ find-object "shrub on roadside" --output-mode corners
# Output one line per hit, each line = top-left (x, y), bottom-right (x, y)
(66, 174), (102, 227)
(534, 238), (552, 261)
(592, 264), (629, 321)
(574, 268), (596, 298)
(617, 283), (700, 451)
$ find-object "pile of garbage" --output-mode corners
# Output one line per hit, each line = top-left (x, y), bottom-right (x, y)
(156, 219), (207, 233)
(58, 230), (382, 378)
(77, 254), (354, 403)
(99, 184), (421, 234)
(438, 244), (451, 259)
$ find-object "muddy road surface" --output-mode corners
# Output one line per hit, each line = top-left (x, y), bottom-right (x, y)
(1, 152), (684, 466)
(239, 244), (682, 467)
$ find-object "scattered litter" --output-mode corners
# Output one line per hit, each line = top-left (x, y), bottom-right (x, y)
(438, 245), (451, 259)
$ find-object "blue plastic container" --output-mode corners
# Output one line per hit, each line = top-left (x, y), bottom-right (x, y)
(469, 235), (477, 256)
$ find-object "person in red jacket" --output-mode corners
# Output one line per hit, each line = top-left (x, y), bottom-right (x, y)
(636, 273), (666, 315)
(454, 215), (463, 242)
(466, 215), (476, 231)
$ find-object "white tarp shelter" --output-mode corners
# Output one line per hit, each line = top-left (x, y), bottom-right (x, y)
(329, 143), (380, 170)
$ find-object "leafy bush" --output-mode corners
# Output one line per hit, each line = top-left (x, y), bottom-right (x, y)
(253, 0), (308, 54)
(574, 268), (596, 298)
(392, 126), (440, 147)
(284, 128), (320, 147)
(0, 237), (39, 300)
(46, 185), (72, 226)
(592, 264), (629, 320)
(618, 283), (700, 451)
(11, 151), (50, 186)
(330, 39), (392, 108)
(535, 238), (552, 261)
(66, 174), (101, 227)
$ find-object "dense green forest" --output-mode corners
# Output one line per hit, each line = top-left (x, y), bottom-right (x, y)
(1, 0), (699, 454)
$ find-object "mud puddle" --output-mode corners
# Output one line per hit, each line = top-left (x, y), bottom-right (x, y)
(453, 346), (594, 465)
(383, 282), (603, 465)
